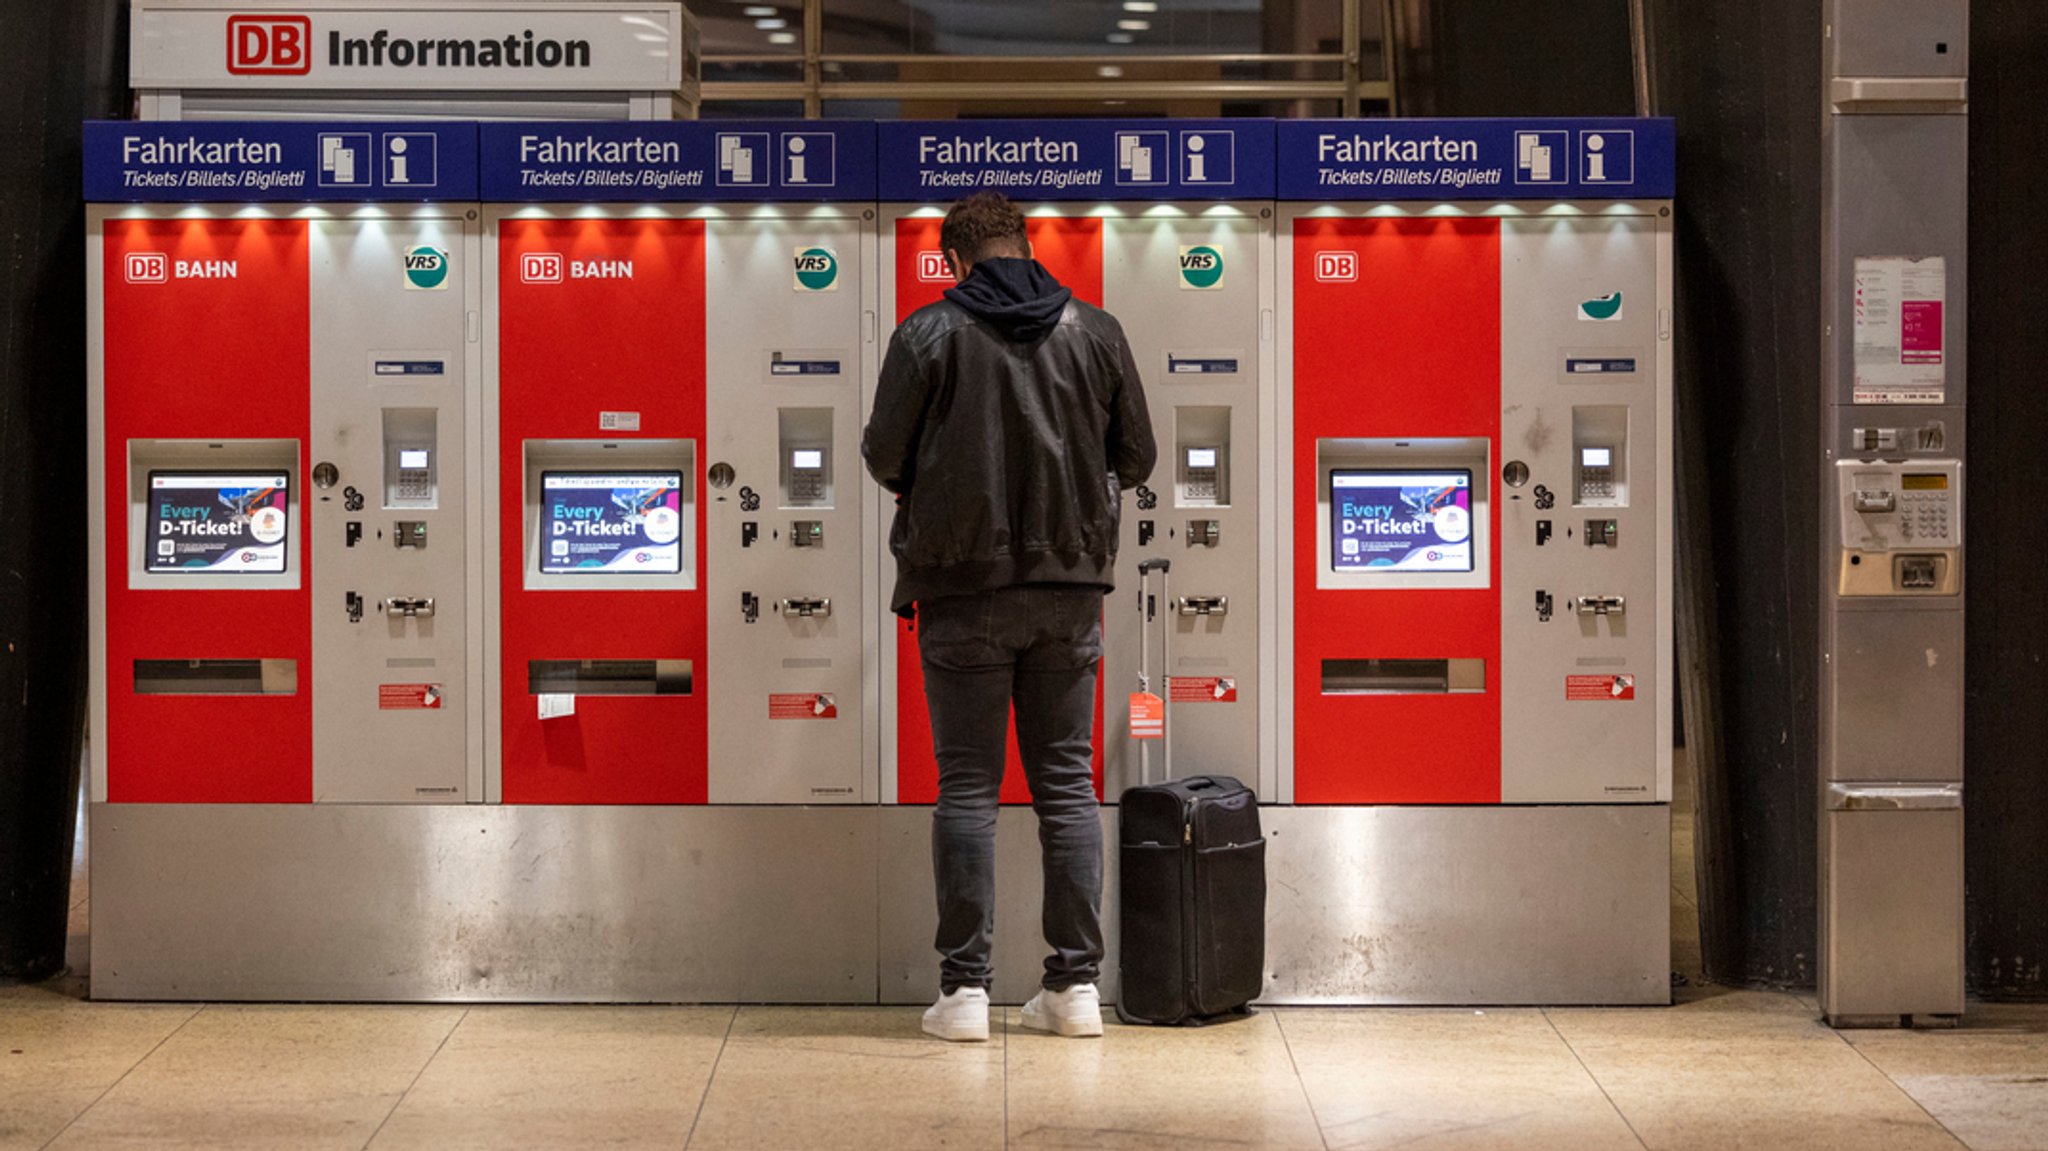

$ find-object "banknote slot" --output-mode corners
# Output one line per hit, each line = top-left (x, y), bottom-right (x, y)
(526, 659), (694, 696)
(1321, 658), (1485, 695)
(134, 658), (298, 695)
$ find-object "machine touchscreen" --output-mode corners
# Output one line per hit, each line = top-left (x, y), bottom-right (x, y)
(1329, 470), (1474, 573)
(144, 471), (291, 574)
(540, 472), (685, 575)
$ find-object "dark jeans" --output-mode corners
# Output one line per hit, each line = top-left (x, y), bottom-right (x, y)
(918, 585), (1106, 994)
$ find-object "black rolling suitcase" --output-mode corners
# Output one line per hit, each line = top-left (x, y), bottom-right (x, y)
(1116, 558), (1267, 1026)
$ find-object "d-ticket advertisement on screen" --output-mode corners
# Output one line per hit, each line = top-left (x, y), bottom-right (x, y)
(542, 473), (683, 574)
(1331, 470), (1473, 573)
(145, 472), (290, 573)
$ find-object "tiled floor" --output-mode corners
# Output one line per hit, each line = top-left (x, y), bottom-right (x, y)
(6, 759), (2047, 1150)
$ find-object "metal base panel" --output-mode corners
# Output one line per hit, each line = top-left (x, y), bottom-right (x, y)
(91, 803), (1668, 1005)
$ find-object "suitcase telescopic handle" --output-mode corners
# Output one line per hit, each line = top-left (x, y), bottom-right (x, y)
(1134, 556), (1172, 786)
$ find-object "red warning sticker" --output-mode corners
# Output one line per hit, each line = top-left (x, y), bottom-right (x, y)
(770, 692), (838, 719)
(379, 683), (444, 710)
(1128, 692), (1164, 740)
(1169, 676), (1238, 703)
(1566, 674), (1636, 701)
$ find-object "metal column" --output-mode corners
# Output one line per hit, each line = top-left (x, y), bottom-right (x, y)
(1818, 0), (1969, 1028)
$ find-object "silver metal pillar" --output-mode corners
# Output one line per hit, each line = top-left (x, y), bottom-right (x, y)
(1819, 0), (1969, 1028)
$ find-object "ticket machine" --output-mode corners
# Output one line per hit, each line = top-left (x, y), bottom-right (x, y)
(87, 121), (483, 806)
(483, 122), (877, 804)
(1276, 119), (1675, 806)
(875, 120), (1278, 805)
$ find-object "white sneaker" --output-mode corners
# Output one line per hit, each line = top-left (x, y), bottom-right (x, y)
(922, 986), (991, 1042)
(1020, 983), (1104, 1038)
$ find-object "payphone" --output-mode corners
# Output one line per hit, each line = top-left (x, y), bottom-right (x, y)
(484, 121), (877, 804)
(875, 120), (1278, 805)
(1817, 0), (1969, 1026)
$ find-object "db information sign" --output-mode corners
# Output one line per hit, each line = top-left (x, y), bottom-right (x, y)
(132, 0), (689, 91)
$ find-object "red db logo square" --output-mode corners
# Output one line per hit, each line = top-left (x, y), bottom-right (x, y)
(520, 253), (564, 284)
(125, 253), (168, 284)
(916, 251), (950, 283)
(1315, 251), (1358, 282)
(227, 15), (313, 75)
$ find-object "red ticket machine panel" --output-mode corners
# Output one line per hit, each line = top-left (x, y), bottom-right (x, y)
(498, 218), (709, 804)
(890, 216), (1107, 805)
(101, 217), (313, 803)
(1291, 217), (1504, 803)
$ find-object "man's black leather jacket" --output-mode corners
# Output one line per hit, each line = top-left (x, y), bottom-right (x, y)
(863, 284), (1157, 617)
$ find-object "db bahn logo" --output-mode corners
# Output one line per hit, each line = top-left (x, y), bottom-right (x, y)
(124, 252), (236, 282)
(520, 252), (563, 284)
(403, 245), (449, 290)
(916, 250), (950, 283)
(1315, 251), (1358, 282)
(1178, 245), (1224, 290)
(226, 15), (313, 75)
(124, 253), (168, 284)
(793, 246), (839, 292)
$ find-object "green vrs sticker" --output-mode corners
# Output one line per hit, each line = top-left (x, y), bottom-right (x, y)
(1179, 244), (1225, 290)
(794, 246), (839, 291)
(1578, 291), (1623, 321)
(403, 245), (449, 291)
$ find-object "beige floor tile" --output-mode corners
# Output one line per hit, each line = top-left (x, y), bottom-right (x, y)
(1845, 1003), (2048, 1151)
(48, 1004), (463, 1150)
(1005, 1008), (1322, 1150)
(368, 1005), (731, 1150)
(1549, 990), (1965, 1149)
(685, 1006), (1002, 1151)
(1279, 1007), (1640, 1151)
(0, 993), (195, 1151)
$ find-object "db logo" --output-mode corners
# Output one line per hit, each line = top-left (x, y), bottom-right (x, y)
(916, 251), (950, 283)
(520, 253), (564, 284)
(1315, 251), (1358, 282)
(124, 253), (168, 284)
(226, 15), (313, 76)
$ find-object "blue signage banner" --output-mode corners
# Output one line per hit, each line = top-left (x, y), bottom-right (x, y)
(84, 120), (478, 202)
(877, 119), (1275, 202)
(1276, 118), (1674, 201)
(479, 121), (877, 201)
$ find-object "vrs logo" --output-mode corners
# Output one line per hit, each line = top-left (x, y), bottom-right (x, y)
(520, 253), (563, 284)
(124, 252), (237, 283)
(403, 245), (449, 291)
(1178, 245), (1224, 291)
(916, 251), (951, 283)
(1315, 251), (1358, 283)
(793, 246), (839, 292)
(226, 14), (313, 76)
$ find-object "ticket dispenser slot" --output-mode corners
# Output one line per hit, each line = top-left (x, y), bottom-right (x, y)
(1835, 460), (1961, 596)
(382, 409), (438, 510)
(1571, 406), (1629, 507)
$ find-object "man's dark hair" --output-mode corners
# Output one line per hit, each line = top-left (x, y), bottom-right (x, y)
(940, 191), (1030, 267)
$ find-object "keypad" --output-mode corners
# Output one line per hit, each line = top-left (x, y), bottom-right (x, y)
(1898, 491), (1952, 542)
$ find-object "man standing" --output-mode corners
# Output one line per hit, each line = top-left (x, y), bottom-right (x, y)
(864, 192), (1156, 1042)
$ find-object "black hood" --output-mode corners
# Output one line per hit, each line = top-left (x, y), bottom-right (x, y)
(943, 257), (1073, 342)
